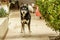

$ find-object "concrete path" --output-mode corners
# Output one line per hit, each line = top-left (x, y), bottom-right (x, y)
(4, 10), (58, 40)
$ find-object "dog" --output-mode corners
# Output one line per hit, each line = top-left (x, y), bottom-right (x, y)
(20, 4), (31, 33)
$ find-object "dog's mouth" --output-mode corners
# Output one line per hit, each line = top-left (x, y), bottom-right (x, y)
(23, 14), (25, 18)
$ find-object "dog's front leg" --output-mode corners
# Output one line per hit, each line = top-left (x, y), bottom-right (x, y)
(21, 23), (25, 33)
(28, 21), (31, 33)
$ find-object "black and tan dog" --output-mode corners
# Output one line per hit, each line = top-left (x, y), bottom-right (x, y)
(20, 4), (31, 33)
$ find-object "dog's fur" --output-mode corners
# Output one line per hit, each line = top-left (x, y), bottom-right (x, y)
(20, 4), (31, 33)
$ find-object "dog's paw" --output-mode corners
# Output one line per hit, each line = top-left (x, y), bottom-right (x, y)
(21, 31), (23, 33)
(29, 31), (32, 33)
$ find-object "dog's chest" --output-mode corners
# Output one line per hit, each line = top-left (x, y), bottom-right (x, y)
(21, 13), (30, 19)
(21, 13), (30, 24)
(21, 19), (29, 24)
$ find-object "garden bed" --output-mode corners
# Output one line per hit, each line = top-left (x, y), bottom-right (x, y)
(0, 17), (8, 39)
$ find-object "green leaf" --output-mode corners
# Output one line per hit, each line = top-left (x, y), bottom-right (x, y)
(36, 0), (60, 31)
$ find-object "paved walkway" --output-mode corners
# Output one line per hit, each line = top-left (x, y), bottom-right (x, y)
(5, 10), (58, 40)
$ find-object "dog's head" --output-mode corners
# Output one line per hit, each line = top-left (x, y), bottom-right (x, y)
(20, 4), (29, 17)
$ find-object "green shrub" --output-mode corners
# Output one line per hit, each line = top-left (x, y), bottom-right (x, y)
(36, 0), (60, 31)
(0, 8), (7, 17)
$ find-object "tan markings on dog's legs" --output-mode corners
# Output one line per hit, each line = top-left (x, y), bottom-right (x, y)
(26, 20), (29, 23)
(21, 19), (26, 23)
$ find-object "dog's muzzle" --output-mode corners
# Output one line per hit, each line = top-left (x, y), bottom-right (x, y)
(21, 10), (27, 17)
